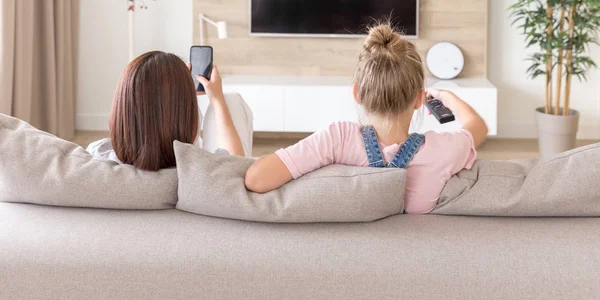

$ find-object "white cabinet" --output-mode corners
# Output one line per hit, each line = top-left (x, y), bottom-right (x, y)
(223, 85), (285, 131)
(411, 79), (498, 135)
(222, 76), (498, 135)
(283, 86), (359, 132)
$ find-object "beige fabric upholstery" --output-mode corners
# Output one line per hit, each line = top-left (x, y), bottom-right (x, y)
(2, 202), (599, 300)
(174, 141), (406, 222)
(0, 0), (78, 140)
(433, 143), (600, 216)
(0, 113), (177, 209)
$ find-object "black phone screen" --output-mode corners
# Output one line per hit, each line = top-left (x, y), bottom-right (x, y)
(190, 46), (213, 92)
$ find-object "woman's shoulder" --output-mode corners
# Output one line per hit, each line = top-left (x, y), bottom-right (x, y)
(86, 138), (123, 164)
(86, 138), (113, 154)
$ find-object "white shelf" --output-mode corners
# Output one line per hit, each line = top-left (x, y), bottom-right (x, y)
(222, 75), (354, 86)
(218, 75), (498, 135)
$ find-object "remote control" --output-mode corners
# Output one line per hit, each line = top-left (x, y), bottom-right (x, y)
(425, 96), (455, 124)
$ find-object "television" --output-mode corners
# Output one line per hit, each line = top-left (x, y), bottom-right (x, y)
(250, 0), (418, 38)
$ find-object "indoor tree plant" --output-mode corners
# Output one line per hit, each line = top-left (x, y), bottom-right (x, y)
(509, 0), (600, 155)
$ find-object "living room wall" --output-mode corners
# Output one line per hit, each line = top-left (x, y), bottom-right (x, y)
(74, 0), (600, 139)
(489, 0), (600, 139)
(76, 0), (192, 130)
(194, 0), (488, 78)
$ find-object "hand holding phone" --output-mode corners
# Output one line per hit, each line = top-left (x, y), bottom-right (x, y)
(190, 46), (213, 92)
(195, 65), (225, 105)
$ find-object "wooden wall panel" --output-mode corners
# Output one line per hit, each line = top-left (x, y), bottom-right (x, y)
(193, 0), (488, 78)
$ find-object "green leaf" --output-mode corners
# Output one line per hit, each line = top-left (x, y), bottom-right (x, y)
(508, 0), (600, 84)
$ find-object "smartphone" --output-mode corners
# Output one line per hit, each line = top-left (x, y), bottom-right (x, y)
(190, 46), (213, 92)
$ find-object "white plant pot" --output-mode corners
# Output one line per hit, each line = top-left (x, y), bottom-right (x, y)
(535, 107), (579, 157)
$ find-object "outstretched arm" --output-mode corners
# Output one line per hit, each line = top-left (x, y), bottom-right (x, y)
(428, 89), (488, 148)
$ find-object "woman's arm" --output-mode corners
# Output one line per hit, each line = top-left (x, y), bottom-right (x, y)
(428, 89), (488, 148)
(245, 154), (293, 193)
(196, 66), (245, 156)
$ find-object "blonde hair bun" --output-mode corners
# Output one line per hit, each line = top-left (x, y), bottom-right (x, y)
(354, 21), (425, 117)
(364, 24), (404, 57)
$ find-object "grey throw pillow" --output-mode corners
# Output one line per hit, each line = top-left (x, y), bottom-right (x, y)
(174, 141), (406, 223)
(0, 114), (177, 209)
(432, 142), (600, 216)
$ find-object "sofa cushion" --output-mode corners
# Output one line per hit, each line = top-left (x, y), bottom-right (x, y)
(3, 202), (600, 300)
(432, 142), (600, 216)
(0, 114), (177, 209)
(174, 141), (406, 222)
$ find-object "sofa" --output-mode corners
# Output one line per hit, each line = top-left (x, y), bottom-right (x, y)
(2, 113), (600, 299)
(2, 203), (600, 299)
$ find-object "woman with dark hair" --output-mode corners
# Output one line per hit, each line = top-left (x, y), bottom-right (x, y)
(86, 51), (253, 171)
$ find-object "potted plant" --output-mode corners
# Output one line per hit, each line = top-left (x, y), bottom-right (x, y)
(509, 0), (600, 156)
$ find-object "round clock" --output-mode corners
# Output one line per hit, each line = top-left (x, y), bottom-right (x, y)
(426, 42), (464, 80)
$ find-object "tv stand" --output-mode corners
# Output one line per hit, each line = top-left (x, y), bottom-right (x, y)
(199, 75), (497, 135)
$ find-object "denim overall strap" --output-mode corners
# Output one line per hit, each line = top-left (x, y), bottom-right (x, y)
(361, 126), (386, 168)
(388, 133), (425, 169)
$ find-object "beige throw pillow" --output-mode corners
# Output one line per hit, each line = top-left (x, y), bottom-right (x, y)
(0, 114), (177, 209)
(433, 143), (600, 216)
(174, 141), (406, 223)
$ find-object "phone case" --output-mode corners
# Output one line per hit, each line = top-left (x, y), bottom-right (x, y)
(190, 46), (213, 92)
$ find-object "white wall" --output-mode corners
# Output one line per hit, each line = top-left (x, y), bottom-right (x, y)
(163, 0), (193, 60)
(489, 0), (600, 139)
(76, 0), (193, 130)
(77, 0), (600, 140)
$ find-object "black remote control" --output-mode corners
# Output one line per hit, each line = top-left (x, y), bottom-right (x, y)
(425, 96), (455, 124)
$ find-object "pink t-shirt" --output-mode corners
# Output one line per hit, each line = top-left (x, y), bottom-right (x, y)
(275, 121), (477, 214)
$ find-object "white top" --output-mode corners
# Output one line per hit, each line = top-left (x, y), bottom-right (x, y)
(85, 93), (255, 163)
(86, 138), (213, 165)
(86, 138), (123, 164)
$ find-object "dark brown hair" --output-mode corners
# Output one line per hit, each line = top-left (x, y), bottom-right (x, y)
(109, 51), (199, 171)
(354, 22), (424, 117)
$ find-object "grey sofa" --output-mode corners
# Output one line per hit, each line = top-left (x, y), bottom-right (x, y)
(2, 202), (600, 300)
(2, 114), (600, 299)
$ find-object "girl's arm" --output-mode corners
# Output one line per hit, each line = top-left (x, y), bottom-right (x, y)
(428, 89), (488, 148)
(196, 66), (245, 156)
(245, 122), (348, 193)
(245, 155), (293, 193)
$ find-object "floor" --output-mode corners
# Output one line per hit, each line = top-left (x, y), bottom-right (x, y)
(71, 131), (599, 160)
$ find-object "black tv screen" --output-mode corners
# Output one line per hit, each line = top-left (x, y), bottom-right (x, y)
(250, 0), (418, 37)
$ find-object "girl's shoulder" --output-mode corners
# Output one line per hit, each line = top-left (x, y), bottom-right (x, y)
(419, 129), (477, 173)
(327, 121), (362, 130)
(422, 129), (475, 148)
(324, 121), (363, 136)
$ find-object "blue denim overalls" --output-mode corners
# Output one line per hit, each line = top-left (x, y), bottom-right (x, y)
(361, 126), (424, 213)
(361, 126), (425, 169)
